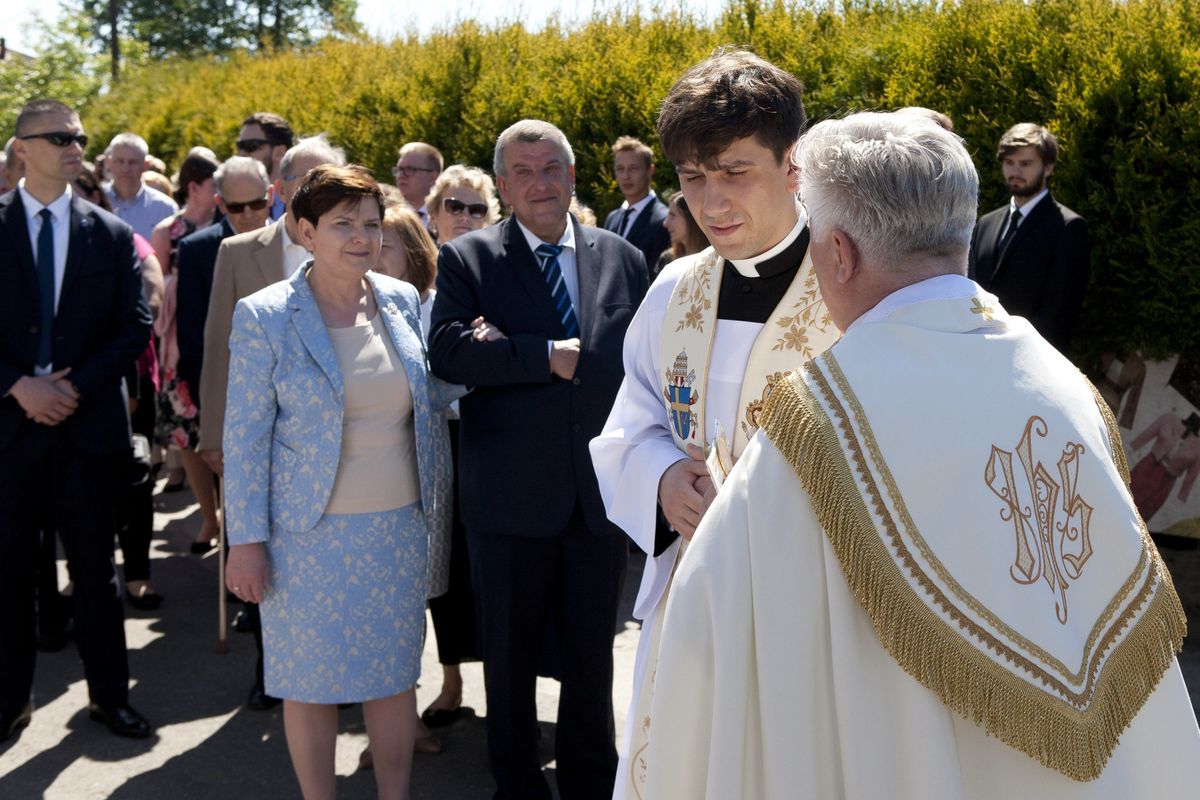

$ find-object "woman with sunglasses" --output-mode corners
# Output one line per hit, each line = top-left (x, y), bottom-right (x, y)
(415, 165), (499, 732)
(425, 165), (500, 245)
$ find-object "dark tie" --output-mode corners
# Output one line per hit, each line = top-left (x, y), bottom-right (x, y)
(534, 243), (580, 338)
(997, 207), (1022, 254)
(619, 207), (635, 237)
(35, 208), (56, 369)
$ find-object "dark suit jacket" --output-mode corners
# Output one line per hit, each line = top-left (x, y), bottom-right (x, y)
(603, 194), (670, 276)
(176, 217), (236, 398)
(429, 215), (648, 538)
(968, 194), (1090, 352)
(0, 190), (152, 456)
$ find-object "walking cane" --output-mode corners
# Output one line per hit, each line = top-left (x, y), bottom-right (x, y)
(216, 479), (229, 654)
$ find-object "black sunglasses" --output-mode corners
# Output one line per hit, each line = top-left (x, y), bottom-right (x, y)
(236, 138), (271, 152)
(223, 196), (271, 213)
(19, 131), (89, 148)
(443, 197), (489, 219)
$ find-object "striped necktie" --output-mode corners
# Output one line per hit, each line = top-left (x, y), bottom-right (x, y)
(534, 243), (580, 338)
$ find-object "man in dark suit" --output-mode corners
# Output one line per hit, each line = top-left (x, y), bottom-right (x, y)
(430, 119), (648, 800)
(0, 99), (153, 741)
(602, 136), (669, 274)
(968, 123), (1090, 353)
(175, 155), (273, 424)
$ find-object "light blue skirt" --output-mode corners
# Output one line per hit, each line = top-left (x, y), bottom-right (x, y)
(260, 503), (428, 703)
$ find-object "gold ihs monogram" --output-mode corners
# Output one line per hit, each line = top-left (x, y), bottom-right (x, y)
(984, 416), (1095, 624)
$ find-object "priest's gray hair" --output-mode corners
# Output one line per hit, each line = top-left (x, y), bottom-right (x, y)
(493, 119), (575, 177)
(794, 111), (978, 269)
(213, 156), (270, 196)
(107, 132), (149, 158)
(279, 134), (347, 179)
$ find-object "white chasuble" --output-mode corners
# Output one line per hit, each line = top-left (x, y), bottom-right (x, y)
(644, 278), (1200, 799)
(591, 215), (840, 800)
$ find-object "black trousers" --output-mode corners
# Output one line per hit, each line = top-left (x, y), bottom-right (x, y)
(0, 424), (130, 714)
(469, 505), (627, 800)
(428, 419), (479, 665)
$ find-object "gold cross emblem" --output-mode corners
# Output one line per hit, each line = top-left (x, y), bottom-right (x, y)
(970, 298), (995, 321)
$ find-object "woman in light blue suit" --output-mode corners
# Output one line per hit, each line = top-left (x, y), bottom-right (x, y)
(224, 165), (460, 800)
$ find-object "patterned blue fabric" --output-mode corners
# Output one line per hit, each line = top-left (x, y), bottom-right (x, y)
(223, 266), (466, 593)
(534, 243), (580, 338)
(261, 504), (427, 703)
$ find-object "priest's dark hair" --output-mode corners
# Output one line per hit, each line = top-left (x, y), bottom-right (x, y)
(656, 47), (806, 168)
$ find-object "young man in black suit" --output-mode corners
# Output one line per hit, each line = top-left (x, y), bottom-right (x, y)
(968, 123), (1091, 353)
(430, 119), (648, 800)
(0, 99), (153, 741)
(603, 136), (670, 274)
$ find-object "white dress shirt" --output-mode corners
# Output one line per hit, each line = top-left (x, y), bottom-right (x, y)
(618, 192), (656, 237)
(280, 222), (309, 279)
(19, 181), (72, 374)
(1009, 187), (1048, 224)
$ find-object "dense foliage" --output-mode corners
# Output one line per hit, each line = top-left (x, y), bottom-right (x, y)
(8, 0), (1200, 363)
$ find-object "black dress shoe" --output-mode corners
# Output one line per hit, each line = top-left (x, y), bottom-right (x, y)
(246, 684), (281, 710)
(190, 539), (215, 554)
(232, 609), (255, 633)
(125, 591), (163, 611)
(1, 702), (33, 743)
(87, 702), (151, 738)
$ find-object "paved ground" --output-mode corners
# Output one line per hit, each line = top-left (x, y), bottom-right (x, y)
(1, 483), (1197, 798)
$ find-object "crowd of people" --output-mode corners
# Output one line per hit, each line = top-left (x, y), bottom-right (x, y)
(1, 44), (1196, 800)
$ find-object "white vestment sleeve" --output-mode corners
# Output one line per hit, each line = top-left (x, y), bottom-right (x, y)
(590, 267), (689, 620)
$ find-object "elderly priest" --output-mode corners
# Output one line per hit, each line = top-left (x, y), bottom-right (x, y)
(642, 110), (1200, 799)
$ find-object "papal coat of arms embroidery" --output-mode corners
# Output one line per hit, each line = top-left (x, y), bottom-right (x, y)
(663, 350), (699, 441)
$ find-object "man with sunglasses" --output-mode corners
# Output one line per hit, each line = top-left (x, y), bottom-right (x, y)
(197, 135), (345, 711)
(104, 132), (178, 240)
(235, 112), (294, 221)
(392, 142), (443, 227)
(0, 98), (153, 741)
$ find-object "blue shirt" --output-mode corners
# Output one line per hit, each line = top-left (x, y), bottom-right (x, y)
(105, 183), (178, 240)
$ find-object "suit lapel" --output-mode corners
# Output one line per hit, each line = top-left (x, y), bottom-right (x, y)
(574, 219), (600, 345)
(59, 197), (94, 306)
(624, 198), (655, 248)
(994, 196), (1051, 281)
(368, 273), (429, 398)
(285, 267), (343, 398)
(502, 217), (565, 335)
(253, 219), (286, 286)
(0, 192), (37, 294)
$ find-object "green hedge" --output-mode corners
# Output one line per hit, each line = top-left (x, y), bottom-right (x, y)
(75, 0), (1200, 364)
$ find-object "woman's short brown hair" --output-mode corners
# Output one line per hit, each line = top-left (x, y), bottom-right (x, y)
(380, 206), (438, 293)
(291, 164), (385, 227)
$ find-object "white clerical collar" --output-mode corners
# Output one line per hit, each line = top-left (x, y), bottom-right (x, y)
(620, 190), (656, 213)
(515, 215), (576, 253)
(726, 207), (807, 278)
(18, 180), (72, 222)
(846, 273), (977, 332)
(1010, 187), (1048, 219)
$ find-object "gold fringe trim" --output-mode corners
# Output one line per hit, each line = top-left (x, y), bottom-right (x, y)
(1088, 376), (1132, 487)
(761, 365), (1187, 782)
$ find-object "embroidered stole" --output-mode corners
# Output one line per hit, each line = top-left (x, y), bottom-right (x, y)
(626, 244), (837, 797)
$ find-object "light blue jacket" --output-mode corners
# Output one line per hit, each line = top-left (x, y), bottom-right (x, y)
(223, 266), (461, 561)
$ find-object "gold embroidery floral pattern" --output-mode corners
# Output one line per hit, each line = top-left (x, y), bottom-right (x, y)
(673, 257), (715, 333)
(771, 272), (832, 356)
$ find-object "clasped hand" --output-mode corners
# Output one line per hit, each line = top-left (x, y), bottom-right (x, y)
(658, 444), (719, 540)
(470, 316), (579, 380)
(9, 369), (79, 426)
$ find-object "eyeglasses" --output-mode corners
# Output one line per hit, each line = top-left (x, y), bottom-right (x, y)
(392, 165), (437, 178)
(223, 196), (271, 214)
(236, 138), (271, 153)
(19, 132), (89, 148)
(442, 197), (489, 219)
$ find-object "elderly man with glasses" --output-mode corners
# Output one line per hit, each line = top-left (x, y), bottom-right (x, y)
(392, 141), (443, 228)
